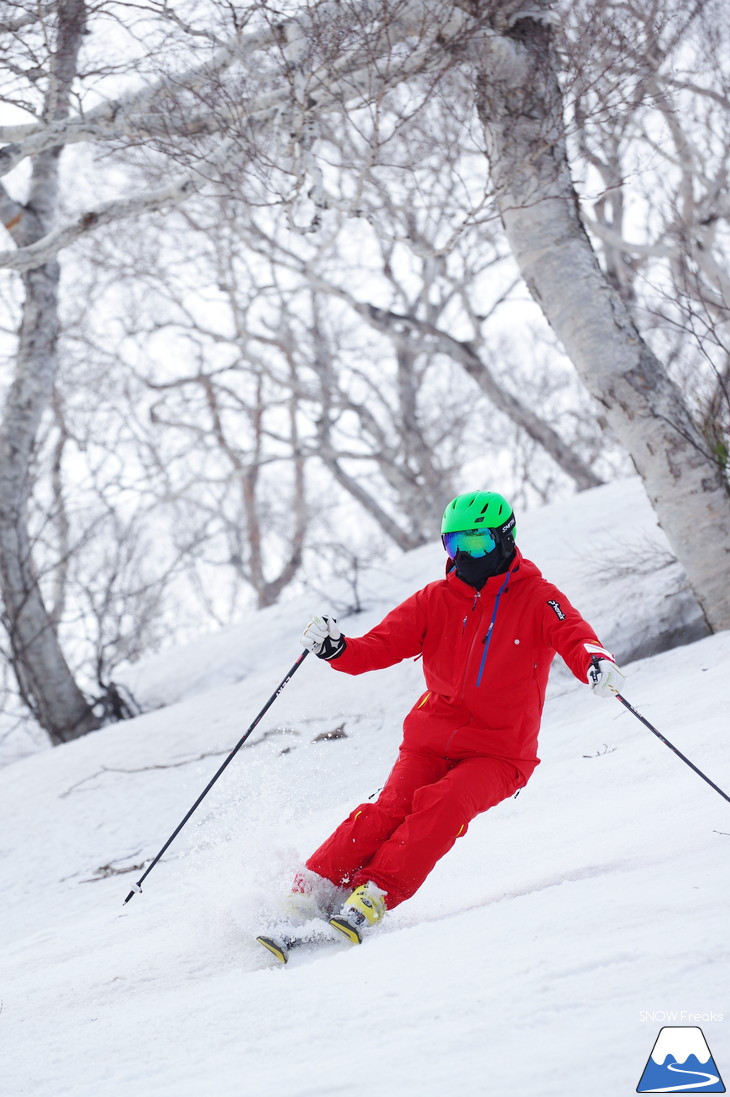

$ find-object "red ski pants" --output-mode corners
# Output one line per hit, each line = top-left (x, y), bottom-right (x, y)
(306, 747), (522, 909)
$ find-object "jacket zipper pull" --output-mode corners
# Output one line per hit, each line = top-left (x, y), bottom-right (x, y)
(462, 615), (468, 635)
(472, 591), (480, 610)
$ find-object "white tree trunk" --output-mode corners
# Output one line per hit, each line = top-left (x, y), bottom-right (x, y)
(0, 263), (101, 742)
(474, 13), (730, 632)
(0, 0), (100, 743)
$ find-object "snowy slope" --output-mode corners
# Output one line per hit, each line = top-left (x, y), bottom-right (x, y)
(2, 478), (729, 1097)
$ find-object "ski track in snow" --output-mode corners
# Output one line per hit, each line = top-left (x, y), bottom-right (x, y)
(1, 479), (729, 1097)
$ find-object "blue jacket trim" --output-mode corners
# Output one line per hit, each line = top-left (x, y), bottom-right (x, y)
(475, 570), (511, 688)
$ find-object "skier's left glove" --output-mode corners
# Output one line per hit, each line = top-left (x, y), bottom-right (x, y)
(301, 615), (347, 661)
(588, 658), (625, 699)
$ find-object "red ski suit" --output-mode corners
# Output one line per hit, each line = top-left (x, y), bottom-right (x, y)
(306, 548), (612, 908)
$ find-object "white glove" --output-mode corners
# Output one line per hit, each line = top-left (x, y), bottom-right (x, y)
(588, 658), (625, 699)
(301, 614), (346, 661)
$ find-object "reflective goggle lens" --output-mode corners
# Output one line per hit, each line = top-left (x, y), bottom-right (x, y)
(442, 528), (498, 558)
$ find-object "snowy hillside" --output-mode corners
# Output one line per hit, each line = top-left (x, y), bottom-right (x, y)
(2, 478), (729, 1097)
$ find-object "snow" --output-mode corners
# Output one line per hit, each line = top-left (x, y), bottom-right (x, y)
(2, 477), (729, 1097)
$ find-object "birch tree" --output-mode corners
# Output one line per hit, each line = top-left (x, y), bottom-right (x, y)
(567, 0), (730, 468)
(0, 1), (102, 742)
(468, 0), (730, 631)
(0, 1), (482, 743)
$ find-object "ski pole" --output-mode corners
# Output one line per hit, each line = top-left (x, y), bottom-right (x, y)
(123, 649), (309, 904)
(614, 692), (730, 805)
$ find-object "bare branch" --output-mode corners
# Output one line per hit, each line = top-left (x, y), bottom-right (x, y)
(0, 173), (200, 270)
(0, 0), (479, 174)
(0, 3), (56, 34)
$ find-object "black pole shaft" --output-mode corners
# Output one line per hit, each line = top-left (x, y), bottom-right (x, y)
(123, 649), (309, 904)
(615, 692), (730, 805)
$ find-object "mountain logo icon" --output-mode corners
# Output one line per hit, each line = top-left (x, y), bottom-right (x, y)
(637, 1026), (725, 1092)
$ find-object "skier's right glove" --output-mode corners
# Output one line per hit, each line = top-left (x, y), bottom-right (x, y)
(301, 614), (347, 661)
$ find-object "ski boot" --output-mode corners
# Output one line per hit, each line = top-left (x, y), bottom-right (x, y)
(329, 881), (387, 944)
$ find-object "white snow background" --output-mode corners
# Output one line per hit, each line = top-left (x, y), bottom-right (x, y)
(2, 477), (728, 1097)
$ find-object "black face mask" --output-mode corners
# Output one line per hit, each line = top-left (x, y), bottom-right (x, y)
(454, 541), (515, 589)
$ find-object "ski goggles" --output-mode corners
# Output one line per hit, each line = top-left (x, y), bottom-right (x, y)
(442, 527), (498, 559)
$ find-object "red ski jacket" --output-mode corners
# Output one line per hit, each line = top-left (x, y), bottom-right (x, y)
(330, 548), (612, 782)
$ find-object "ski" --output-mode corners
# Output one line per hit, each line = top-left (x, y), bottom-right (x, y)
(256, 916), (360, 963)
(255, 919), (336, 964)
(256, 934), (296, 964)
(328, 915), (362, 944)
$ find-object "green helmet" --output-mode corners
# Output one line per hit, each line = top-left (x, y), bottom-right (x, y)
(441, 491), (516, 539)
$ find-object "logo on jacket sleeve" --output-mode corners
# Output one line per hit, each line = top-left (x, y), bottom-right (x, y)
(547, 599), (566, 621)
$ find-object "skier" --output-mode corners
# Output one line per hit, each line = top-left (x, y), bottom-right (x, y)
(263, 491), (625, 956)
